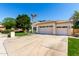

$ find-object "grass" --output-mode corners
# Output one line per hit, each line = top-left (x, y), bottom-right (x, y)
(68, 37), (79, 56)
(15, 32), (28, 36)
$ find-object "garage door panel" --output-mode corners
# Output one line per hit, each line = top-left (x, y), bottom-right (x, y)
(56, 28), (68, 35)
(38, 27), (53, 34)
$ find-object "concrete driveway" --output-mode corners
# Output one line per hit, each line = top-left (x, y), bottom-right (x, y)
(4, 34), (68, 56)
(0, 33), (7, 56)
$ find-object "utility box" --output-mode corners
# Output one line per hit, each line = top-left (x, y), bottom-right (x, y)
(10, 31), (15, 37)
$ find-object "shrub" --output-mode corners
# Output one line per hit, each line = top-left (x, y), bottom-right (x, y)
(1, 29), (11, 34)
(15, 32), (27, 36)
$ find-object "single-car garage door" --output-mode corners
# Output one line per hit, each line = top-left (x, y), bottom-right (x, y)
(38, 27), (53, 34)
(56, 26), (68, 35)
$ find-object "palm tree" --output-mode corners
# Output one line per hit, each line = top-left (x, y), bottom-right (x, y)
(31, 14), (37, 23)
(70, 11), (79, 35)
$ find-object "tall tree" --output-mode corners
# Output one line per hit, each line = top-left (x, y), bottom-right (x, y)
(2, 17), (16, 29)
(31, 14), (37, 23)
(71, 11), (79, 25)
(70, 11), (79, 35)
(16, 14), (31, 32)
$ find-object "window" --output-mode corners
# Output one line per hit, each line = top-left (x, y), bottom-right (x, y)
(33, 27), (36, 31)
(56, 26), (61, 28)
(56, 26), (68, 28)
(48, 25), (53, 27)
(62, 26), (68, 28)
(39, 25), (53, 28)
(39, 26), (45, 28)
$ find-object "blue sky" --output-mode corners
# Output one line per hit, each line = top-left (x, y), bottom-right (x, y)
(0, 3), (79, 22)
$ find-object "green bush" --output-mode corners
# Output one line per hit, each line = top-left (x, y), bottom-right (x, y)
(15, 32), (28, 36)
(1, 29), (11, 34)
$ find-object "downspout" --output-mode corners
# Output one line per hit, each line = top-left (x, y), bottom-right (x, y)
(73, 20), (74, 35)
(53, 21), (56, 35)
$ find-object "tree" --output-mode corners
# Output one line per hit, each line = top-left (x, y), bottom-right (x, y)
(31, 14), (37, 23)
(70, 11), (79, 35)
(71, 11), (79, 25)
(16, 14), (31, 32)
(2, 17), (16, 29)
(73, 21), (79, 29)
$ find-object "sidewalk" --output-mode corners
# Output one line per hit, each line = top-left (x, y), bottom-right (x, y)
(0, 33), (7, 56)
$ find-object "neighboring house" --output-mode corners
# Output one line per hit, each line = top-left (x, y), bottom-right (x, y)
(32, 20), (73, 35)
(0, 24), (5, 31)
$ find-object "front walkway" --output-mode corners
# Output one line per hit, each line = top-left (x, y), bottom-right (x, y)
(4, 34), (68, 56)
(0, 33), (7, 56)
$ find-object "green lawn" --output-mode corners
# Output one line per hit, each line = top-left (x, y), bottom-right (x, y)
(68, 38), (79, 56)
(15, 32), (28, 36)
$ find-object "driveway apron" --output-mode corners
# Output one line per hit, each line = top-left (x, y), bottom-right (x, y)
(0, 33), (7, 56)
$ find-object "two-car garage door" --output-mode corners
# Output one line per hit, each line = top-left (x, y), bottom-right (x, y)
(37, 26), (68, 35)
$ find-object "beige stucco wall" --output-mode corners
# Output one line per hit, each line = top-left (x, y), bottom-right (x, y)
(35, 22), (55, 27)
(0, 27), (5, 31)
(0, 24), (5, 31)
(32, 21), (73, 35)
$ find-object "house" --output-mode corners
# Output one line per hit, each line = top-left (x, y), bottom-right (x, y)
(32, 20), (73, 35)
(0, 24), (5, 31)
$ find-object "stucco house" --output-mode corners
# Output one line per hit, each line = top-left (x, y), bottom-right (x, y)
(0, 24), (5, 31)
(32, 20), (73, 35)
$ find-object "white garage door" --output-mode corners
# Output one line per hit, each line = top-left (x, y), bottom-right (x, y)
(38, 27), (53, 34)
(56, 28), (68, 35)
